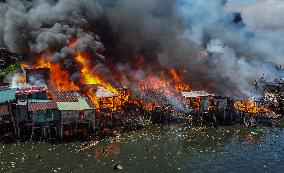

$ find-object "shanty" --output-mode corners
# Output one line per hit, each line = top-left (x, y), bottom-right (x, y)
(0, 0), (284, 172)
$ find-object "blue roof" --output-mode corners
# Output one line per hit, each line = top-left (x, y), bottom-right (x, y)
(0, 88), (16, 103)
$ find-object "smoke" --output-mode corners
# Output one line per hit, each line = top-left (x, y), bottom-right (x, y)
(0, 0), (283, 98)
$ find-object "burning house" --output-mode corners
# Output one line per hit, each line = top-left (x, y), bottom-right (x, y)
(181, 91), (213, 112)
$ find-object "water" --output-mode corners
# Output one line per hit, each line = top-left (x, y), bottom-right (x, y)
(1, 124), (284, 173)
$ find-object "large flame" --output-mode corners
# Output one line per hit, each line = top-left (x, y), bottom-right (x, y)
(19, 50), (191, 112)
(138, 69), (190, 96)
(234, 99), (269, 114)
(21, 53), (79, 91)
(75, 52), (119, 109)
(75, 52), (118, 94)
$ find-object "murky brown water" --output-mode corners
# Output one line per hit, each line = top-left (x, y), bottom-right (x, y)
(1, 124), (284, 173)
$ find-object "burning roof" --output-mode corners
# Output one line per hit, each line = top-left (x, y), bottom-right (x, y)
(52, 91), (79, 102)
(95, 87), (118, 98)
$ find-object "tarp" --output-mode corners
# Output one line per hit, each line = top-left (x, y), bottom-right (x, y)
(28, 100), (57, 112)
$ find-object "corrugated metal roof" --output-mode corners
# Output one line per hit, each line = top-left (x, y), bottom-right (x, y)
(16, 87), (47, 95)
(95, 87), (117, 98)
(52, 91), (79, 102)
(181, 91), (212, 98)
(56, 98), (93, 111)
(85, 99), (96, 109)
(28, 100), (57, 112)
(0, 88), (16, 103)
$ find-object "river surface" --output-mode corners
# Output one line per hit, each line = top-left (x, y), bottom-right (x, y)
(1, 123), (284, 173)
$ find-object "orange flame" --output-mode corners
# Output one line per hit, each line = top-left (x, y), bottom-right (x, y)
(75, 52), (118, 94)
(234, 99), (269, 114)
(75, 52), (119, 109)
(21, 53), (79, 91)
(169, 69), (190, 92)
(138, 69), (190, 95)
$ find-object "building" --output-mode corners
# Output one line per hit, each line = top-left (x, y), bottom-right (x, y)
(0, 88), (16, 137)
(0, 88), (16, 123)
(28, 100), (59, 123)
(52, 91), (96, 138)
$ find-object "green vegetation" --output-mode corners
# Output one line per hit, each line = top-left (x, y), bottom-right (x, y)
(0, 62), (20, 83)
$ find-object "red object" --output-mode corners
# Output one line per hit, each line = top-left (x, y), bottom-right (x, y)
(28, 101), (57, 112)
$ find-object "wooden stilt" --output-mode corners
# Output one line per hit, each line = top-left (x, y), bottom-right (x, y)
(54, 126), (57, 137)
(43, 126), (47, 139)
(30, 127), (34, 141)
(13, 123), (17, 137)
(60, 122), (63, 139)
(17, 123), (20, 138)
(48, 126), (51, 138)
(75, 121), (78, 134)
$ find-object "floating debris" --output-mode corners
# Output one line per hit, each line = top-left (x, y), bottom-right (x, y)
(113, 164), (123, 170)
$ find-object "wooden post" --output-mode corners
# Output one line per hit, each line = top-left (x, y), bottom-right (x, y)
(48, 126), (51, 138)
(92, 110), (96, 134)
(60, 122), (63, 139)
(110, 113), (113, 127)
(43, 126), (47, 139)
(17, 123), (20, 138)
(54, 126), (57, 137)
(30, 126), (34, 141)
(75, 121), (78, 134)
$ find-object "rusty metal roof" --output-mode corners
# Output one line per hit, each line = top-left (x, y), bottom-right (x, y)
(28, 101), (57, 112)
(52, 91), (79, 102)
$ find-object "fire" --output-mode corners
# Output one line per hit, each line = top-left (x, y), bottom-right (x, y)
(21, 53), (79, 91)
(75, 52), (119, 109)
(19, 50), (190, 112)
(234, 99), (269, 114)
(35, 53), (52, 68)
(20, 62), (29, 69)
(138, 69), (190, 95)
(19, 75), (26, 84)
(75, 52), (118, 94)
(169, 69), (190, 92)
(49, 63), (80, 91)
